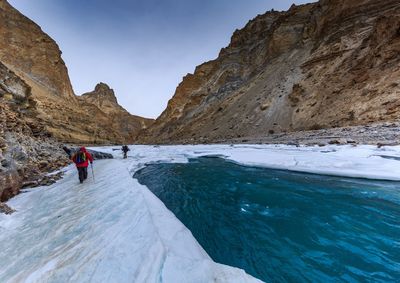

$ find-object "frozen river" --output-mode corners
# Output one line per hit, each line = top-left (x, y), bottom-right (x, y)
(1, 144), (400, 282)
(136, 157), (400, 282)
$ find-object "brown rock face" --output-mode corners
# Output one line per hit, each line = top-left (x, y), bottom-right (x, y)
(0, 0), (154, 202)
(139, 0), (400, 143)
(80, 83), (154, 142)
(0, 0), (153, 144)
(0, 0), (74, 99)
(81, 83), (120, 112)
(0, 61), (69, 201)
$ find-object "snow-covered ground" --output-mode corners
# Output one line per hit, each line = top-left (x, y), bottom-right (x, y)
(1, 144), (399, 283)
(122, 144), (400, 181)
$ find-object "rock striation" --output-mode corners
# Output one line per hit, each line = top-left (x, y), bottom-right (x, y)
(0, 0), (153, 144)
(0, 0), (153, 203)
(139, 0), (400, 144)
(0, 0), (74, 100)
(0, 61), (70, 202)
(80, 83), (154, 142)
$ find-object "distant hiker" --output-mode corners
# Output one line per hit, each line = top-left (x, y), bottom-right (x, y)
(71, 147), (93, 183)
(121, 145), (130, 159)
(62, 146), (72, 159)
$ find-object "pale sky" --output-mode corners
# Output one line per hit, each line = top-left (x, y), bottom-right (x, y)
(9, 0), (311, 118)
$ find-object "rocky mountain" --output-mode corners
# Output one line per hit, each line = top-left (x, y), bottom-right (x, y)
(0, 0), (153, 144)
(0, 61), (69, 201)
(81, 83), (122, 114)
(0, 0), (153, 202)
(139, 0), (400, 144)
(0, 0), (74, 100)
(80, 83), (154, 142)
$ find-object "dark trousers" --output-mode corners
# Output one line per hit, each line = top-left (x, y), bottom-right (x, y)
(77, 167), (88, 183)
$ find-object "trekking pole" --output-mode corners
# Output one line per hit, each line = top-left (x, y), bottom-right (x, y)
(90, 163), (95, 183)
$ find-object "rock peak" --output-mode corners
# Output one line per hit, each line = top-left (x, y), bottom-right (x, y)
(83, 82), (118, 105)
(95, 82), (112, 92)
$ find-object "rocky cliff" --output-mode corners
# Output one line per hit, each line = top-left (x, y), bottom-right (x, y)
(80, 83), (154, 142)
(0, 0), (153, 203)
(0, 0), (153, 144)
(139, 0), (400, 144)
(0, 0), (74, 100)
(0, 61), (69, 202)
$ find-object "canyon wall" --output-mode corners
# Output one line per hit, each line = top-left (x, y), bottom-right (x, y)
(0, 0), (153, 144)
(0, 61), (69, 201)
(139, 0), (400, 143)
(0, 0), (153, 201)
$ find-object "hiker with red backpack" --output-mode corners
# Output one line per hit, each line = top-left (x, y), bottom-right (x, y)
(71, 147), (94, 183)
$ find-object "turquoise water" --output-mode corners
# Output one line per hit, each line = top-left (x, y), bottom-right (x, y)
(134, 157), (400, 282)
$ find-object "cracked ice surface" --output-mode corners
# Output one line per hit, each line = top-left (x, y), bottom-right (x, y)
(1, 144), (399, 283)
